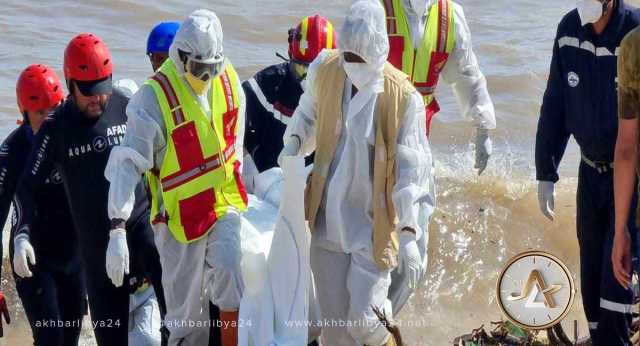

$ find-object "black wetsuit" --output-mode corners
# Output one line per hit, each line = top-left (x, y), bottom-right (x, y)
(0, 124), (85, 346)
(15, 88), (166, 346)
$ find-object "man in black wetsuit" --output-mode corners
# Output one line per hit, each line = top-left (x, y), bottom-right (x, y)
(15, 33), (165, 346)
(2, 64), (84, 345)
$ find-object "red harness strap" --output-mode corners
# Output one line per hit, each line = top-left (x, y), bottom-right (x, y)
(151, 72), (186, 126)
(383, 0), (398, 35)
(425, 0), (451, 136)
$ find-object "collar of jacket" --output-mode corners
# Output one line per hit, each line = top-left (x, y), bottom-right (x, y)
(584, 0), (627, 42)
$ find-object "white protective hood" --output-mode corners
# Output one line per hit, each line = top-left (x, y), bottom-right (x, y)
(169, 9), (224, 75)
(405, 0), (434, 17)
(338, 0), (389, 72)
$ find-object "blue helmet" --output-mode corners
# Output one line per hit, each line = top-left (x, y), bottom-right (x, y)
(147, 21), (180, 54)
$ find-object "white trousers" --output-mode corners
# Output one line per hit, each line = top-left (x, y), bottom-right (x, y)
(153, 210), (244, 346)
(311, 245), (392, 346)
(129, 286), (162, 346)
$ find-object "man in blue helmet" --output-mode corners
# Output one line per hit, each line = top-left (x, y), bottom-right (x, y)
(147, 22), (180, 71)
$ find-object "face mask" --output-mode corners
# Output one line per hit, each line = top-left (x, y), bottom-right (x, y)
(185, 72), (210, 95)
(343, 62), (377, 90)
(408, 0), (430, 17)
(577, 0), (606, 26)
(288, 61), (309, 83)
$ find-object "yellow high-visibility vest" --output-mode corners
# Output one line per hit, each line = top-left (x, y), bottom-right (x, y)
(382, 0), (456, 132)
(145, 59), (248, 243)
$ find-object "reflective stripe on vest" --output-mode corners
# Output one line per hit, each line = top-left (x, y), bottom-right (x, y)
(161, 144), (235, 191)
(151, 73), (186, 125)
(382, 0), (455, 101)
(145, 59), (247, 243)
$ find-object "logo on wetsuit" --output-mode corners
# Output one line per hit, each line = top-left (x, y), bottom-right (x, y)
(93, 137), (107, 152)
(0, 167), (8, 195)
(68, 124), (127, 158)
(46, 168), (63, 185)
(0, 143), (9, 157)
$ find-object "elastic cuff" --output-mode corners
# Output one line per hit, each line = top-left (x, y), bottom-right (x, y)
(110, 218), (126, 230)
(290, 134), (302, 147)
(399, 230), (417, 244)
(109, 228), (127, 237)
(14, 232), (30, 244)
(397, 220), (422, 240)
(15, 225), (30, 237)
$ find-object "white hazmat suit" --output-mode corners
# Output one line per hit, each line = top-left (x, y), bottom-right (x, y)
(386, 0), (497, 313)
(112, 79), (164, 346)
(403, 0), (496, 174)
(282, 1), (436, 345)
(105, 10), (245, 346)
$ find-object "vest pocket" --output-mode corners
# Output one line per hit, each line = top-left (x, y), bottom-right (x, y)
(171, 121), (205, 171)
(222, 108), (239, 148)
(388, 36), (405, 70)
(178, 189), (217, 241)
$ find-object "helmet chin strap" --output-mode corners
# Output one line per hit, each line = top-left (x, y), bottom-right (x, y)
(602, 0), (612, 16)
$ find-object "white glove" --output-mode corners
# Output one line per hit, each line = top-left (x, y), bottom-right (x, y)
(537, 181), (555, 221)
(398, 230), (423, 289)
(13, 234), (36, 278)
(475, 128), (492, 175)
(106, 228), (129, 287)
(277, 136), (301, 167)
(242, 153), (259, 194)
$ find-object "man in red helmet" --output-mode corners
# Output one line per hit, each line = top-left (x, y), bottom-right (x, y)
(15, 34), (166, 346)
(0, 64), (82, 344)
(243, 15), (336, 176)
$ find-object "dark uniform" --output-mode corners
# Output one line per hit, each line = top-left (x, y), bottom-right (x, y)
(0, 124), (85, 346)
(535, 1), (640, 344)
(15, 88), (166, 346)
(243, 62), (313, 171)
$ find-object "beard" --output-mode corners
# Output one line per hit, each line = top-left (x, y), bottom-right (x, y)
(82, 99), (107, 118)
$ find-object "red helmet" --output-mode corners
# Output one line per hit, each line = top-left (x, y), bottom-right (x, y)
(16, 64), (65, 114)
(64, 33), (113, 82)
(288, 15), (336, 64)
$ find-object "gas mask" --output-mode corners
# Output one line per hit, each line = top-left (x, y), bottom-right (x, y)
(576, 0), (610, 26)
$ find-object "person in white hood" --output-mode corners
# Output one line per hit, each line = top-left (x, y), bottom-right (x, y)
(104, 9), (246, 346)
(382, 0), (496, 174)
(279, 1), (435, 345)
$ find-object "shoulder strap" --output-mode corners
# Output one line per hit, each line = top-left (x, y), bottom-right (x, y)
(436, 0), (451, 53)
(219, 71), (235, 112)
(382, 0), (398, 35)
(151, 72), (186, 126)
